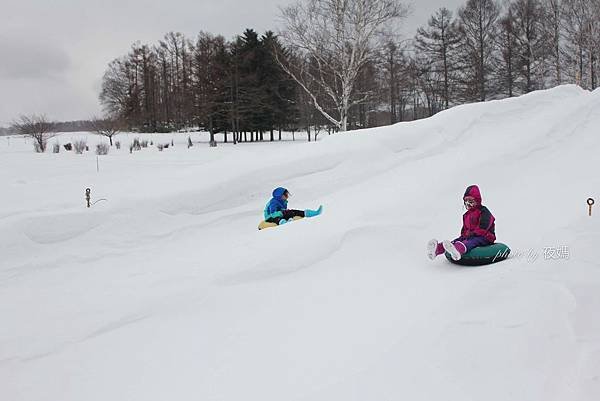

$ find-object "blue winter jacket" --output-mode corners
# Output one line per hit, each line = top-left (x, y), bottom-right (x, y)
(264, 187), (288, 220)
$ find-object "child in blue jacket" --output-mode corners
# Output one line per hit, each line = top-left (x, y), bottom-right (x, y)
(264, 187), (322, 225)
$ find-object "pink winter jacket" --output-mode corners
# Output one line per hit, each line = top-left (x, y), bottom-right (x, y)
(460, 185), (496, 243)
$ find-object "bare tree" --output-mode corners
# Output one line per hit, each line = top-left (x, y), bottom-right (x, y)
(383, 40), (401, 123)
(496, 8), (519, 97)
(11, 115), (56, 153)
(416, 7), (462, 108)
(90, 116), (123, 146)
(99, 58), (131, 118)
(278, 0), (409, 132)
(382, 40), (412, 123)
(585, 0), (600, 89)
(562, 0), (597, 87)
(458, 0), (501, 101)
(510, 0), (547, 93)
(544, 0), (564, 86)
(159, 32), (194, 129)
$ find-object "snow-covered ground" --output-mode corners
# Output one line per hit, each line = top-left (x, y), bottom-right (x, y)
(1, 85), (599, 401)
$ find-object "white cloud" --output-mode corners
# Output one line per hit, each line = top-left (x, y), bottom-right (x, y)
(0, 36), (70, 80)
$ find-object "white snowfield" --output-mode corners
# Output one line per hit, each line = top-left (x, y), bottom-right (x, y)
(1, 85), (599, 401)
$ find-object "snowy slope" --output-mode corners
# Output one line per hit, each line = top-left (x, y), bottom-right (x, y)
(1, 85), (599, 401)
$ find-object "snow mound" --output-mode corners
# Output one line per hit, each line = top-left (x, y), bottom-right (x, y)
(1, 85), (599, 401)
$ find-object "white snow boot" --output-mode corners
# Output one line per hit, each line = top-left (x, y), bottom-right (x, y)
(427, 239), (439, 260)
(443, 240), (462, 261)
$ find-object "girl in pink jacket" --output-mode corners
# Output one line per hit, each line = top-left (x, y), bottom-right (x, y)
(428, 185), (496, 261)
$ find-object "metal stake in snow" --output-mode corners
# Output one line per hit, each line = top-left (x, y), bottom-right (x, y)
(85, 187), (107, 208)
(588, 198), (595, 216)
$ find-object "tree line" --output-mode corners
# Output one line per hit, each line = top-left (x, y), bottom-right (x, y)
(387, 0), (600, 120)
(98, 0), (599, 140)
(100, 30), (315, 143)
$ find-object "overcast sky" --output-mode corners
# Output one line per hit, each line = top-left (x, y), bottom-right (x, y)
(0, 0), (465, 126)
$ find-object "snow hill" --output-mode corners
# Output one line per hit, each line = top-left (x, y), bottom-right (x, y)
(1, 85), (599, 401)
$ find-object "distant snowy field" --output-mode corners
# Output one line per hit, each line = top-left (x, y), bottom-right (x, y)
(1, 85), (599, 401)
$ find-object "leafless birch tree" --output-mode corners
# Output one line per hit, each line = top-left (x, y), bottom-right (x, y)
(278, 0), (409, 131)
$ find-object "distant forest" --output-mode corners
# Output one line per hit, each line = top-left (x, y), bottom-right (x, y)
(8, 0), (598, 140)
